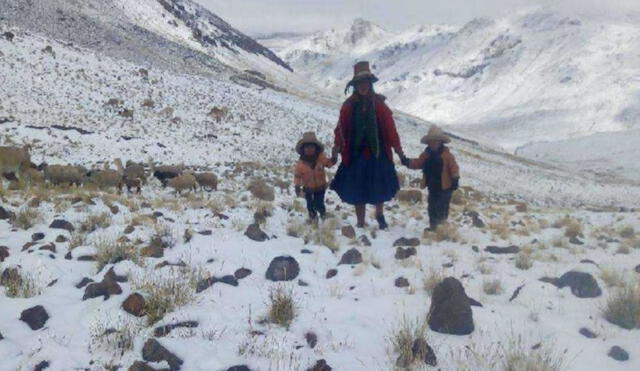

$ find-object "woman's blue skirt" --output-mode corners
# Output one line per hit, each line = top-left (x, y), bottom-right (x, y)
(330, 152), (399, 205)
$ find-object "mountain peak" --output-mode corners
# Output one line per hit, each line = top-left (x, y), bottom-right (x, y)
(345, 17), (387, 45)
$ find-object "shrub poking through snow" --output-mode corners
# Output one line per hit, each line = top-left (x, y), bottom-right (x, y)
(132, 269), (197, 326)
(500, 335), (567, 371)
(387, 316), (437, 369)
(603, 282), (640, 330)
(88, 315), (142, 356)
(313, 217), (339, 251)
(483, 279), (504, 295)
(68, 232), (87, 250)
(599, 268), (626, 288)
(13, 206), (43, 230)
(267, 286), (296, 328)
(423, 268), (444, 295)
(79, 212), (112, 233)
(0, 267), (42, 298)
(94, 237), (139, 272)
(515, 253), (533, 270)
(151, 222), (177, 250)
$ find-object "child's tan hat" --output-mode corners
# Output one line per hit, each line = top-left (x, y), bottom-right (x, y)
(421, 125), (451, 144)
(295, 132), (325, 155)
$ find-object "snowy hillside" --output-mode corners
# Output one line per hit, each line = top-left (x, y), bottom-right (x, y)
(1, 5), (640, 371)
(258, 12), (640, 179)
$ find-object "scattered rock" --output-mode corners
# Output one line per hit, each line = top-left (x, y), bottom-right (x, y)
(22, 241), (37, 251)
(49, 219), (74, 232)
(580, 259), (598, 267)
(109, 205), (120, 215)
(123, 225), (135, 235)
(141, 241), (164, 258)
(197, 230), (212, 236)
(234, 268), (252, 279)
(412, 337), (437, 366)
(396, 189), (423, 204)
(75, 277), (93, 289)
(39, 243), (56, 253)
(2, 31), (14, 42)
(0, 330), (3, 340)
(307, 359), (332, 371)
(122, 293), (146, 317)
(341, 225), (356, 239)
(142, 338), (183, 370)
(154, 321), (199, 337)
(0, 206), (14, 220)
(245, 223), (269, 242)
(34, 360), (50, 371)
(579, 327), (598, 339)
(265, 256), (300, 281)
(0, 246), (9, 262)
(358, 235), (371, 247)
(464, 210), (485, 228)
(248, 178), (275, 201)
(128, 361), (158, 371)
(508, 284), (525, 302)
(395, 277), (410, 288)
(105, 267), (128, 283)
(326, 269), (337, 279)
(20, 305), (49, 330)
(395, 247), (417, 260)
(82, 271), (122, 300)
(608, 346), (629, 362)
(554, 271), (602, 298)
(298, 279), (309, 287)
(338, 248), (362, 265)
(305, 332), (318, 348)
(227, 366), (251, 371)
(635, 264), (640, 274)
(393, 237), (420, 247)
(218, 275), (239, 286)
(31, 232), (45, 241)
(428, 277), (474, 335)
(569, 236), (584, 245)
(485, 245), (520, 254)
(55, 235), (68, 243)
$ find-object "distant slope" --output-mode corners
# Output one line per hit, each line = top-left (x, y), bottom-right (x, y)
(259, 12), (640, 170)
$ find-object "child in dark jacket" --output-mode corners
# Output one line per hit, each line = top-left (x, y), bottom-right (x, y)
(401, 125), (460, 230)
(294, 132), (337, 220)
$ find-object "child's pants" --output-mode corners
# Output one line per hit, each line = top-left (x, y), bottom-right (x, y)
(428, 189), (452, 228)
(304, 189), (326, 218)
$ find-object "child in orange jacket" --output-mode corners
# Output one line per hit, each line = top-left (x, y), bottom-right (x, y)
(401, 125), (460, 230)
(294, 132), (338, 220)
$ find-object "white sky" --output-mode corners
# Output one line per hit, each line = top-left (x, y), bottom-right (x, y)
(196, 0), (640, 35)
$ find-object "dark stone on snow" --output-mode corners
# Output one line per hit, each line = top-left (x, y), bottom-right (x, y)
(300, 249), (313, 254)
(358, 235), (371, 247)
(47, 279), (57, 287)
(197, 230), (212, 236)
(39, 243), (56, 253)
(509, 284), (526, 302)
(31, 232), (45, 241)
(234, 268), (252, 279)
(142, 338), (183, 370)
(395, 277), (410, 288)
(393, 237), (420, 247)
(82, 271), (122, 300)
(227, 366), (251, 371)
(635, 264), (640, 274)
(338, 248), (362, 265)
(55, 235), (68, 243)
(154, 321), (199, 337)
(428, 277), (474, 335)
(569, 236), (584, 245)
(49, 219), (74, 232)
(412, 337), (437, 366)
(305, 331), (318, 348)
(128, 361), (159, 371)
(22, 241), (37, 251)
(122, 293), (146, 317)
(64, 251), (72, 260)
(608, 346), (629, 361)
(471, 246), (479, 253)
(464, 210), (485, 228)
(77, 255), (96, 261)
(218, 275), (239, 286)
(580, 259), (598, 267)
(485, 245), (519, 254)
(245, 223), (269, 242)
(307, 359), (332, 371)
(124, 225), (135, 234)
(298, 279), (309, 287)
(555, 271), (602, 298)
(75, 277), (94, 288)
(0, 206), (15, 220)
(395, 247), (416, 260)
(341, 225), (356, 239)
(579, 327), (598, 339)
(20, 305), (49, 330)
(0, 246), (9, 262)
(34, 360), (50, 371)
(105, 267), (128, 283)
(0, 330), (3, 340)
(265, 256), (300, 281)
(196, 275), (239, 293)
(326, 269), (337, 279)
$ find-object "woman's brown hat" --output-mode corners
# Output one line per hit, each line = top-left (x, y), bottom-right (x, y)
(295, 132), (325, 155)
(345, 61), (379, 94)
(421, 125), (451, 144)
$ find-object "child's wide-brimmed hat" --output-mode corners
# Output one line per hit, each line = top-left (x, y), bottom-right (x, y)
(295, 132), (325, 155)
(421, 125), (451, 144)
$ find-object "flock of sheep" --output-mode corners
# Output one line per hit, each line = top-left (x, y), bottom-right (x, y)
(0, 145), (219, 194)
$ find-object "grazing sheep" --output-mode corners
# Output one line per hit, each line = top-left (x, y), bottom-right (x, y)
(272, 179), (291, 194)
(118, 175), (142, 194)
(167, 173), (197, 194)
(0, 145), (31, 179)
(44, 164), (85, 186)
(117, 159), (147, 184)
(86, 169), (121, 190)
(149, 160), (182, 187)
(194, 172), (218, 191)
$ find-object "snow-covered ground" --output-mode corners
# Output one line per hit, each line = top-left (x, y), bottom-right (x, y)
(258, 11), (640, 180)
(1, 4), (640, 371)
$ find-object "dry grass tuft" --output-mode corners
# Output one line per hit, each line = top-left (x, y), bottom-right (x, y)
(515, 253), (533, 270)
(599, 268), (626, 288)
(94, 237), (139, 272)
(387, 316), (433, 370)
(80, 212), (112, 233)
(500, 335), (567, 371)
(12, 206), (43, 230)
(267, 286), (297, 328)
(483, 279), (504, 295)
(603, 282), (640, 330)
(423, 267), (444, 295)
(0, 268), (42, 298)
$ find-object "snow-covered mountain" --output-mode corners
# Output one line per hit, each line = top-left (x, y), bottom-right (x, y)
(258, 12), (640, 180)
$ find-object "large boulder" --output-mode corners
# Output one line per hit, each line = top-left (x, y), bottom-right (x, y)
(122, 293), (146, 317)
(428, 277), (474, 335)
(265, 256), (299, 281)
(553, 271), (602, 298)
(20, 305), (49, 330)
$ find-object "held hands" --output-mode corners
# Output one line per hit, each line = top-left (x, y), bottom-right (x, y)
(400, 155), (410, 167)
(295, 185), (303, 197)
